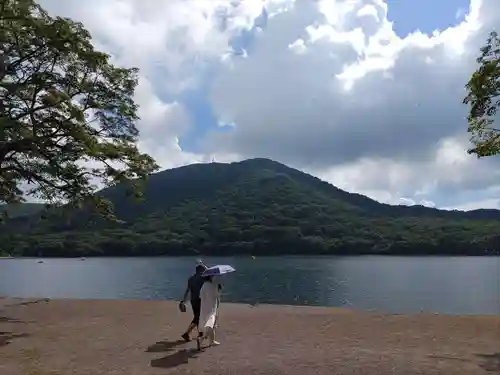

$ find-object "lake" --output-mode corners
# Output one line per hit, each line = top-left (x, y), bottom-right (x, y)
(0, 256), (499, 315)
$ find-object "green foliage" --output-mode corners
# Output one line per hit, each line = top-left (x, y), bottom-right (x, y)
(2, 158), (500, 257)
(464, 31), (500, 157)
(0, 0), (159, 217)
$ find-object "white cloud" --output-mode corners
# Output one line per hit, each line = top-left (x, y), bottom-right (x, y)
(206, 0), (500, 208)
(449, 199), (500, 210)
(132, 77), (199, 169)
(37, 0), (270, 170)
(33, 0), (500, 209)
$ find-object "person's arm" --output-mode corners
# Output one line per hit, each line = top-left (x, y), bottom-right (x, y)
(181, 282), (190, 303)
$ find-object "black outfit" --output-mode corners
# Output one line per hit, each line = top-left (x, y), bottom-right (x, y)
(187, 274), (205, 325)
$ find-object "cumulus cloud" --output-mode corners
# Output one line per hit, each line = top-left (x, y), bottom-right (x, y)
(34, 0), (500, 209)
(37, 0), (272, 169)
(40, 0), (267, 89)
(206, 0), (500, 208)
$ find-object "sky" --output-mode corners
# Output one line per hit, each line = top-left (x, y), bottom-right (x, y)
(37, 0), (500, 211)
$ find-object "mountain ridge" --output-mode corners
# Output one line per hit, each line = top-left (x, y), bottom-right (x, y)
(1, 158), (500, 257)
(2, 157), (498, 219)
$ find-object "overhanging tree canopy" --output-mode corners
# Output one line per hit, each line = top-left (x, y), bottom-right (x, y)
(0, 0), (159, 216)
(464, 31), (500, 157)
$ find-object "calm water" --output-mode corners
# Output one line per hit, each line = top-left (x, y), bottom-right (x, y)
(1, 256), (499, 315)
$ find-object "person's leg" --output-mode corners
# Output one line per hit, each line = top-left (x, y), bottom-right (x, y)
(196, 330), (204, 351)
(182, 299), (200, 341)
(182, 320), (197, 341)
(206, 326), (220, 346)
(212, 301), (220, 344)
(182, 323), (196, 342)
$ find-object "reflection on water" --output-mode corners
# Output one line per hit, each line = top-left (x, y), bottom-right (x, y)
(0, 256), (499, 315)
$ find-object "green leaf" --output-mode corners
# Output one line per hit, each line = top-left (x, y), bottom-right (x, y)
(464, 31), (500, 157)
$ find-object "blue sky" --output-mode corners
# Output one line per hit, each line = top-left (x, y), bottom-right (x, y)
(386, 0), (470, 36)
(178, 25), (263, 152)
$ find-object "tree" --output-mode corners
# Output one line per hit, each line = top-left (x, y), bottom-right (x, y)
(0, 0), (159, 217)
(464, 31), (500, 157)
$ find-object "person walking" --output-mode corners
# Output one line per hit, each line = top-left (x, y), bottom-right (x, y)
(180, 263), (207, 342)
(197, 275), (222, 350)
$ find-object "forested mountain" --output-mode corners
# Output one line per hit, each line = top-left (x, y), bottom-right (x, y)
(1, 158), (500, 257)
(0, 203), (45, 218)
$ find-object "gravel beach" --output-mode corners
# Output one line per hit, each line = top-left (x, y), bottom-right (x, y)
(0, 297), (499, 375)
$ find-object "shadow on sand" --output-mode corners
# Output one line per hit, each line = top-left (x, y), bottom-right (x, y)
(476, 353), (500, 373)
(427, 354), (471, 363)
(0, 316), (25, 323)
(147, 338), (203, 369)
(0, 332), (30, 347)
(146, 339), (186, 353)
(428, 353), (500, 372)
(0, 313), (31, 347)
(150, 348), (200, 369)
(6, 298), (50, 308)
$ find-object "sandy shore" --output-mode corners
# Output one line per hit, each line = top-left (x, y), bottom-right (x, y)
(0, 298), (499, 375)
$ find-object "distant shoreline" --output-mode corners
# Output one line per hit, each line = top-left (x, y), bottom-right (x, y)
(0, 297), (498, 316)
(1, 253), (500, 259)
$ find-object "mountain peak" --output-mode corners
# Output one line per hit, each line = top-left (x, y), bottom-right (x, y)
(2, 158), (500, 257)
